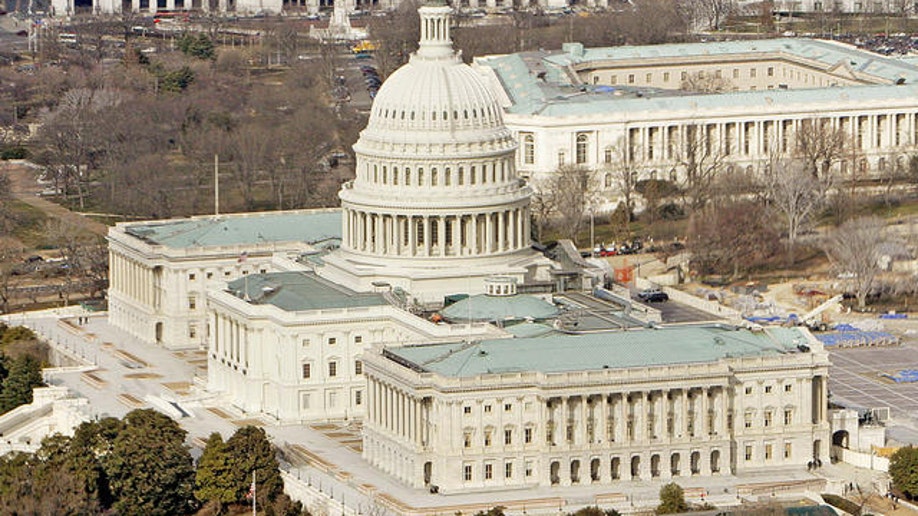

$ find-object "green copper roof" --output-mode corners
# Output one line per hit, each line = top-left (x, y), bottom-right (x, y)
(477, 38), (918, 117)
(227, 271), (388, 311)
(440, 293), (560, 322)
(387, 325), (812, 377)
(124, 210), (341, 249)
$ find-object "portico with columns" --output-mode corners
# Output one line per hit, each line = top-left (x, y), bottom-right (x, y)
(362, 325), (832, 494)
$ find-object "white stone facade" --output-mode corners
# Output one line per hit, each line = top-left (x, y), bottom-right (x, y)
(474, 41), (918, 210)
(206, 281), (507, 422)
(107, 209), (336, 350)
(362, 336), (832, 493)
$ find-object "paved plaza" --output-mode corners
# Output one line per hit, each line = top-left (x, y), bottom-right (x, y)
(6, 307), (915, 514)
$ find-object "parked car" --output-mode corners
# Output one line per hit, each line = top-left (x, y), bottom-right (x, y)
(637, 288), (668, 302)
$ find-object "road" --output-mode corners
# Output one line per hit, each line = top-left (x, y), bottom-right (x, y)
(2, 161), (110, 237)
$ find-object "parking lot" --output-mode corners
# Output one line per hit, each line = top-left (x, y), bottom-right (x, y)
(827, 336), (918, 419)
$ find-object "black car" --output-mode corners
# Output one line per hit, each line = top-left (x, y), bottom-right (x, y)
(637, 289), (669, 302)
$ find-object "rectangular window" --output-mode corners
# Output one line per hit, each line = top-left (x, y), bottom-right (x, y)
(484, 463), (493, 480)
(784, 409), (793, 425)
(645, 72), (651, 83)
(745, 445), (753, 461)
(767, 66), (774, 77)
(301, 338), (310, 347)
(301, 393), (310, 409)
(628, 74), (635, 84)
(206, 272), (213, 279)
(785, 383), (792, 392)
(663, 71), (670, 82)
(765, 385), (773, 394)
(464, 464), (472, 481)
(745, 386), (753, 395)
(328, 391), (337, 408)
(784, 442), (792, 458)
(302, 363), (311, 379)
(354, 335), (363, 344)
(464, 406), (472, 414)
(189, 273), (196, 281)
(484, 431), (492, 447)
(188, 296), (197, 310)
(505, 462), (513, 479)
(525, 461), (533, 477)
(764, 411), (773, 427)
(750, 68), (757, 78)
(504, 429), (512, 445)
(733, 68), (739, 79)
(524, 427), (533, 444)
(681, 71), (687, 81)
(188, 324), (197, 339)
(464, 432), (472, 448)
(610, 75), (617, 85)
(355, 360), (363, 375)
(328, 361), (337, 377)
(355, 390), (362, 405)
(765, 443), (773, 460)
(744, 413), (753, 428)
(328, 337), (337, 345)
(504, 403), (512, 412)
(484, 404), (492, 413)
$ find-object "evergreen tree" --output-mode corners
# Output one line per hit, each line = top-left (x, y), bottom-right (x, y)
(195, 432), (237, 512)
(31, 434), (102, 514)
(0, 354), (44, 414)
(890, 446), (918, 498)
(225, 426), (284, 507)
(104, 409), (197, 516)
(70, 416), (124, 509)
(657, 482), (688, 514)
(177, 33), (216, 60)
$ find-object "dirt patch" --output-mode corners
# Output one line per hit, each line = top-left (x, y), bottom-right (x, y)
(123, 372), (162, 379)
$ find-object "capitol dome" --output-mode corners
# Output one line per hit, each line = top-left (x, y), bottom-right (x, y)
(319, 2), (555, 305)
(337, 2), (533, 266)
(355, 3), (514, 149)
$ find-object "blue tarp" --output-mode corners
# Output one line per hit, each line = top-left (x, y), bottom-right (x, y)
(880, 313), (908, 319)
(886, 369), (918, 383)
(817, 331), (898, 347)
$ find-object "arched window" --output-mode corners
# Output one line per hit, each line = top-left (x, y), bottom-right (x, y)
(669, 168), (677, 182)
(393, 167), (399, 185)
(418, 168), (425, 186)
(604, 173), (613, 188)
(576, 133), (589, 164)
(405, 168), (411, 185)
(432, 168), (438, 186)
(445, 168), (452, 186)
(522, 133), (535, 165)
(458, 167), (465, 185)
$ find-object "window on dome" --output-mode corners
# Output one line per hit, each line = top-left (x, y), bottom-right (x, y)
(400, 111), (405, 120)
(464, 110), (468, 119)
(432, 111), (436, 120)
(443, 111), (448, 120)
(491, 164), (496, 183)
(458, 167), (464, 185)
(410, 111), (415, 120)
(418, 168), (424, 186)
(382, 166), (387, 184)
(470, 166), (476, 185)
(416, 219), (425, 245)
(431, 168), (438, 186)
(445, 168), (451, 186)
(454, 110), (458, 119)
(373, 165), (378, 183)
(405, 168), (411, 185)
(393, 167), (398, 185)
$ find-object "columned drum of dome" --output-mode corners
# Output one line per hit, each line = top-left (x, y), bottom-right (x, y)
(339, 3), (532, 263)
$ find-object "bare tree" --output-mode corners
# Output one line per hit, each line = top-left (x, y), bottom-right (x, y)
(530, 190), (556, 243)
(544, 165), (597, 245)
(367, 0), (421, 79)
(688, 199), (777, 279)
(680, 71), (733, 93)
(674, 124), (730, 212)
(822, 216), (886, 311)
(687, 0), (736, 30)
(793, 118), (849, 179)
(604, 144), (638, 221)
(764, 159), (832, 265)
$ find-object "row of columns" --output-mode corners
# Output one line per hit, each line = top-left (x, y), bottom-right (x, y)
(626, 111), (918, 164)
(110, 251), (160, 309)
(362, 160), (512, 188)
(212, 311), (248, 368)
(368, 377), (429, 447)
(344, 207), (529, 258)
(545, 387), (728, 449)
(545, 447), (724, 487)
